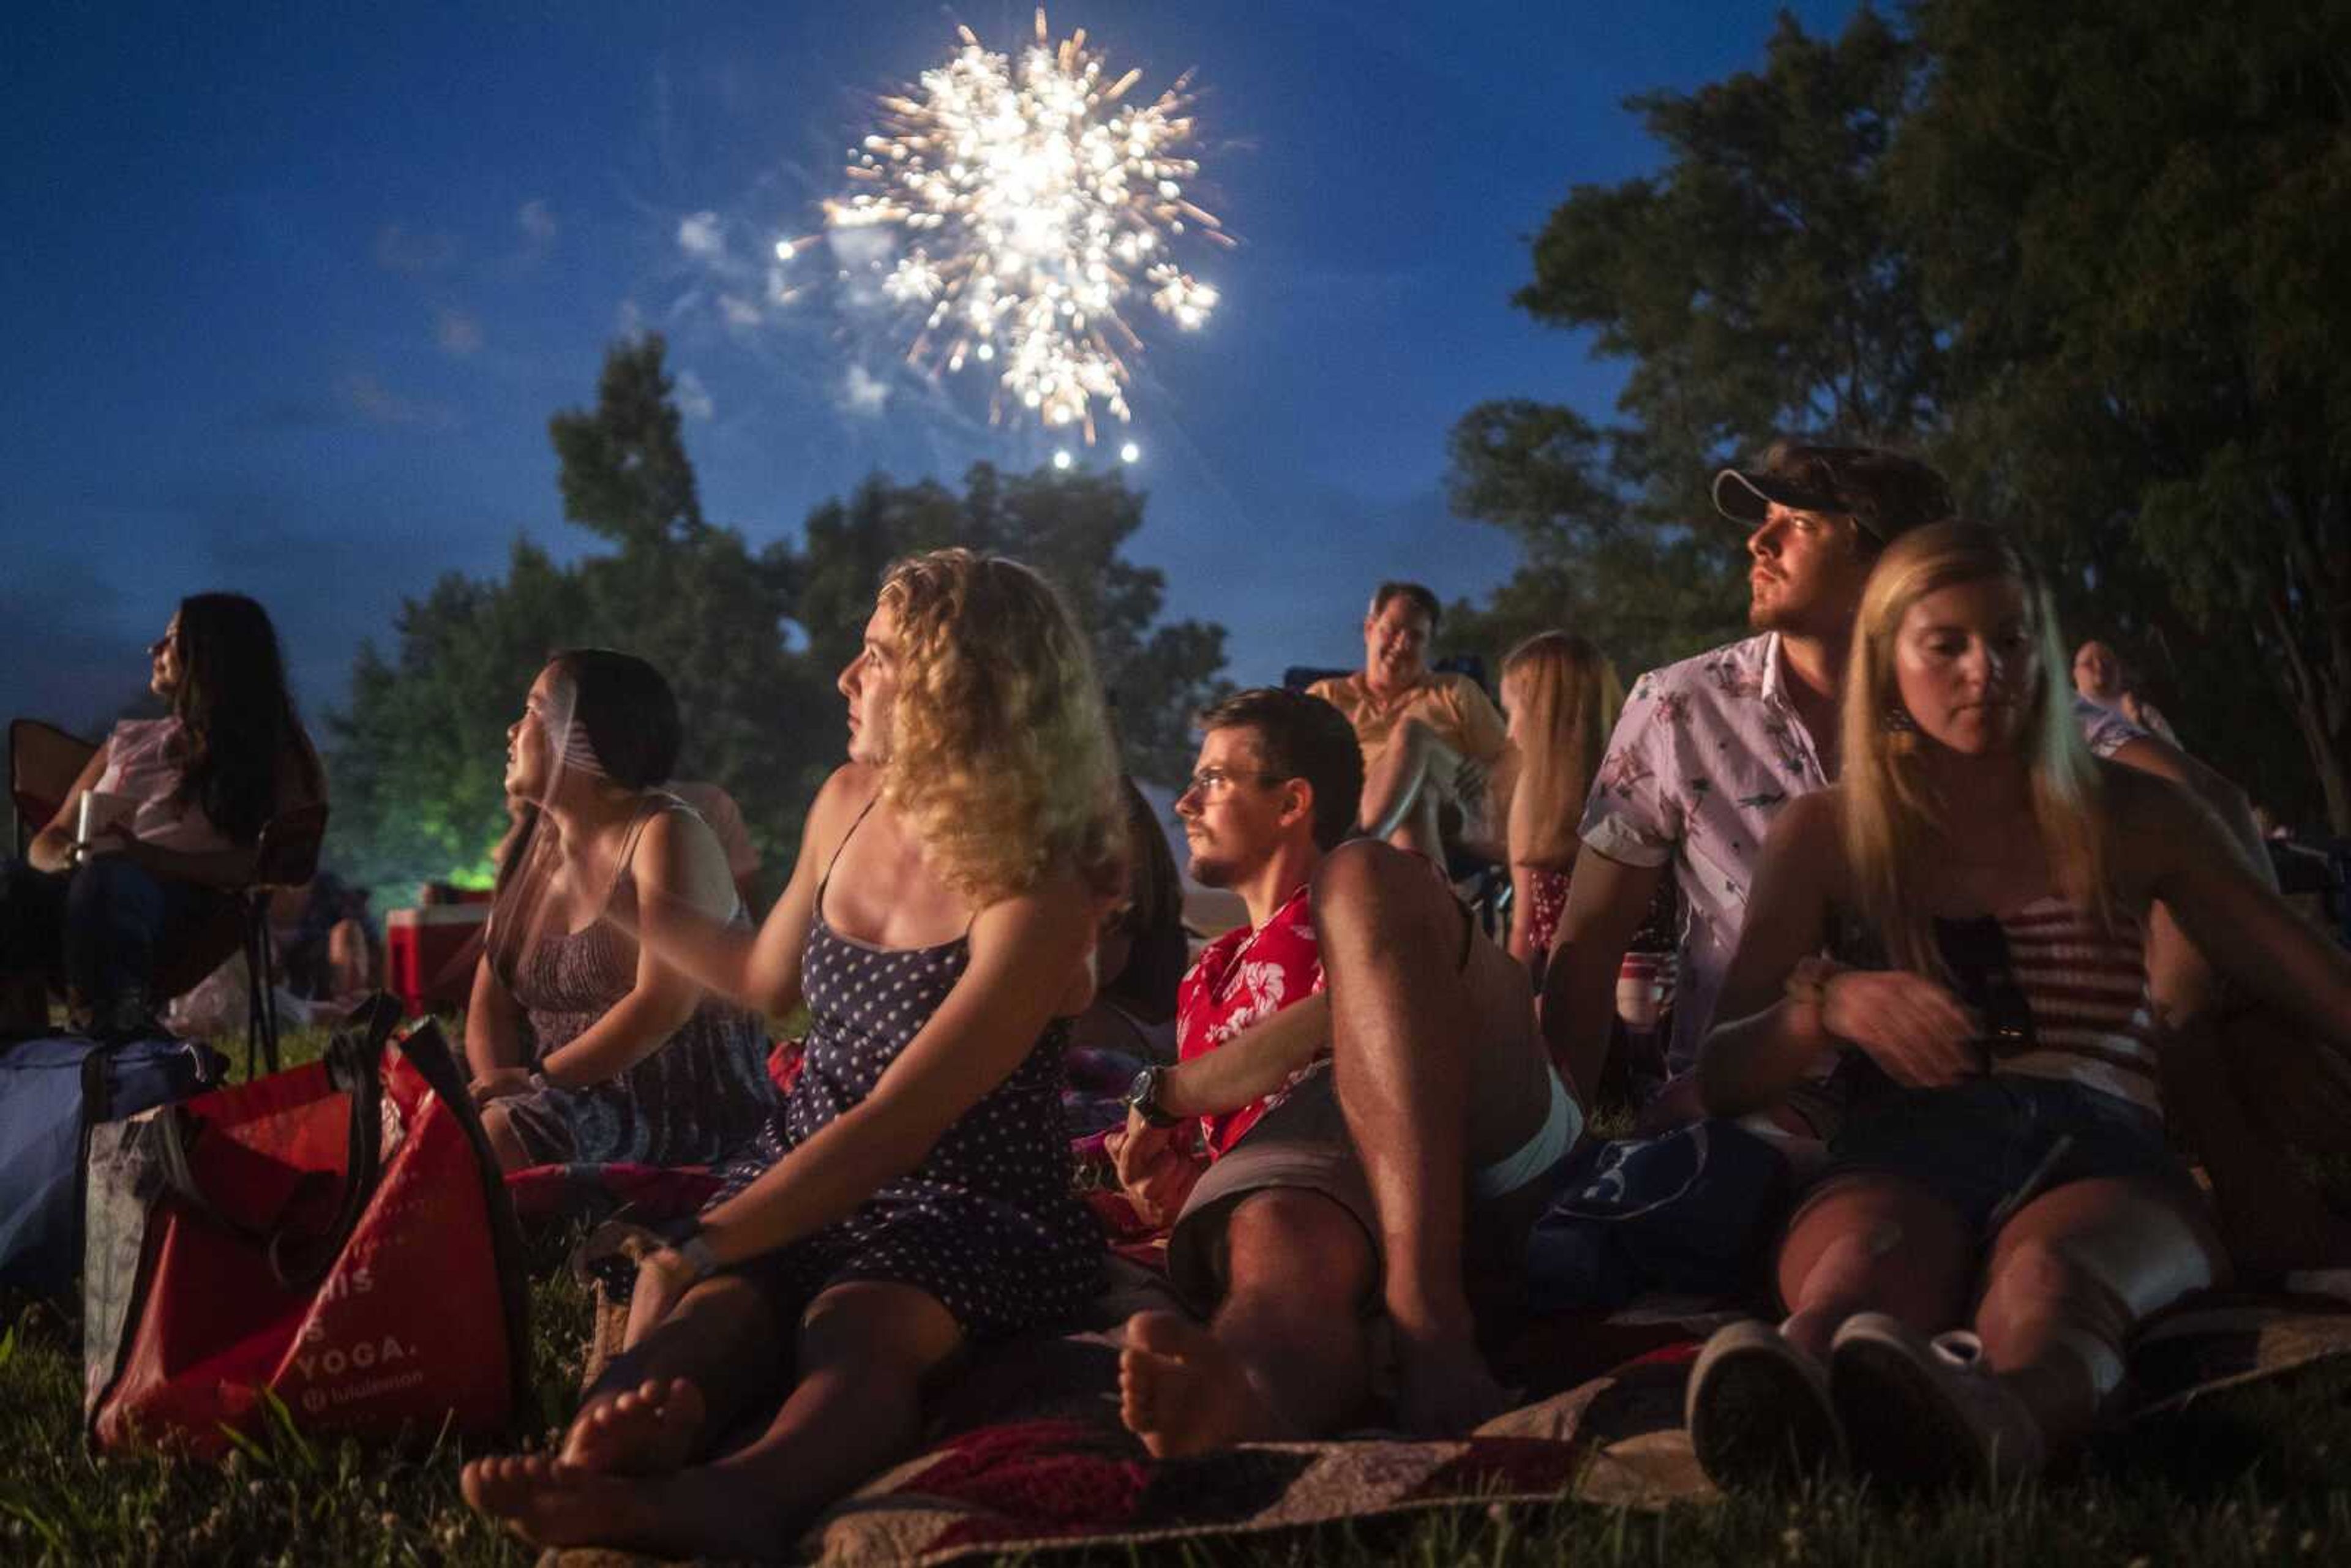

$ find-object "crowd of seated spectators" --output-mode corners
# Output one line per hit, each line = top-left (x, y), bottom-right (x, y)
(13, 439), (2351, 1550)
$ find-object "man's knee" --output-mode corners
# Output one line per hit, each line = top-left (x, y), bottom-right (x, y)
(1312, 839), (1447, 942)
(1224, 1188), (1376, 1305)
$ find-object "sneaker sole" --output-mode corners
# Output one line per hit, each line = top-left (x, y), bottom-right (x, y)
(1831, 1333), (1993, 1492)
(1689, 1340), (1842, 1487)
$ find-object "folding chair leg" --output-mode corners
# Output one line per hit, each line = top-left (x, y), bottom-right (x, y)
(241, 895), (282, 1080)
(243, 900), (261, 1082)
(257, 911), (280, 1076)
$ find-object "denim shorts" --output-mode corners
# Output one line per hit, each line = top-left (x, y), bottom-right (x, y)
(1812, 1074), (2202, 1235)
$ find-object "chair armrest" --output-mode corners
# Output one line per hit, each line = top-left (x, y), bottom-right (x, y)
(10, 717), (100, 853)
(253, 803), (331, 889)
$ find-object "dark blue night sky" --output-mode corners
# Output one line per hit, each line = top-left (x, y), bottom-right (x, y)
(3, 1), (1853, 737)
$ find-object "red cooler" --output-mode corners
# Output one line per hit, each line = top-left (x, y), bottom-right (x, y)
(384, 901), (491, 1015)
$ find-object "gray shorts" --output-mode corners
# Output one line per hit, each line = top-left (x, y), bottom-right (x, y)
(1168, 1064), (1376, 1311)
(1166, 1058), (1581, 1315)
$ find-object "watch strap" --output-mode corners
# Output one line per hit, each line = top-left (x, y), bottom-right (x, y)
(677, 1232), (722, 1285)
(1129, 1063), (1180, 1128)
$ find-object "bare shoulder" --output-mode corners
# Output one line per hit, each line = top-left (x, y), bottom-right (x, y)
(639, 797), (724, 861)
(798, 762), (881, 863)
(2094, 754), (2199, 834)
(2093, 755), (2215, 885)
(968, 866), (1098, 948)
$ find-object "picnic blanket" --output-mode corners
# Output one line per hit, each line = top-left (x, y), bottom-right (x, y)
(524, 1047), (2351, 1562)
(548, 1271), (2351, 1567)
(793, 1314), (1721, 1566)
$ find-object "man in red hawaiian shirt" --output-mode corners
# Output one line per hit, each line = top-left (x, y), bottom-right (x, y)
(1110, 688), (1582, 1454)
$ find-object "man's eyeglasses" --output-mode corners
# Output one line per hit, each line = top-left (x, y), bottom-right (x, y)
(1180, 766), (1283, 800)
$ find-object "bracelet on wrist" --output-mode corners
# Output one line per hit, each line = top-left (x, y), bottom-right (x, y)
(1784, 956), (1847, 1011)
(675, 1232), (721, 1285)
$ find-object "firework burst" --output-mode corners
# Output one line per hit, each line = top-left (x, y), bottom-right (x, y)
(823, 9), (1228, 443)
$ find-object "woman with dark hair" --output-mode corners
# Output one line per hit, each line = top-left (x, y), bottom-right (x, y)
(3, 593), (324, 1038)
(462, 550), (1122, 1558)
(1071, 778), (1188, 1060)
(463, 649), (775, 1172)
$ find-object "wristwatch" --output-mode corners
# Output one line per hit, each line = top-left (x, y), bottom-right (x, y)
(1125, 1063), (1180, 1128)
(671, 1225), (722, 1285)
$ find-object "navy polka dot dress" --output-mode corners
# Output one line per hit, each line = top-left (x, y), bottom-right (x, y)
(707, 839), (1103, 1340)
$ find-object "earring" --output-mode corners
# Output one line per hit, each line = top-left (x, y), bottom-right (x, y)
(1881, 701), (1918, 754)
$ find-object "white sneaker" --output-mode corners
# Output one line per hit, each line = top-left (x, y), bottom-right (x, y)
(1686, 1318), (1845, 1488)
(1830, 1312), (2046, 1489)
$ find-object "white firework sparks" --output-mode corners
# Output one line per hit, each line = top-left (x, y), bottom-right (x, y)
(822, 9), (1227, 441)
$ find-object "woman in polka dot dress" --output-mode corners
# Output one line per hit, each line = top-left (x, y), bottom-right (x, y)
(464, 550), (1128, 1559)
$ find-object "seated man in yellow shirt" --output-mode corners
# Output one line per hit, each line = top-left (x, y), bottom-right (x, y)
(1308, 582), (1509, 861)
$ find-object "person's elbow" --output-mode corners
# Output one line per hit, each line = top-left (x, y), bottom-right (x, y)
(740, 967), (799, 1019)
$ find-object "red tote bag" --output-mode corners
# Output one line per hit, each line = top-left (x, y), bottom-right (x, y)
(83, 997), (533, 1457)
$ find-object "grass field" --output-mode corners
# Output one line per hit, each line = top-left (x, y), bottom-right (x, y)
(5, 1024), (2351, 1565)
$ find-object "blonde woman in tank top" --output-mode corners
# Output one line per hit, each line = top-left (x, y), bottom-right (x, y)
(463, 551), (1124, 1558)
(1684, 522), (2351, 1490)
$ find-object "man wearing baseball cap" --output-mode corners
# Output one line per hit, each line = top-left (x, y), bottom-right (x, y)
(1539, 440), (2222, 1137)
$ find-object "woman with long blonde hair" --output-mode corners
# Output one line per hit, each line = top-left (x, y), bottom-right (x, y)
(1497, 632), (1623, 975)
(464, 549), (1125, 1557)
(1684, 521), (2351, 1491)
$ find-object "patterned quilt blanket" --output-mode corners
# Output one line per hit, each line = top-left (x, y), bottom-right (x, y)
(793, 1320), (1713, 1567)
(549, 1275), (2351, 1567)
(519, 1045), (2351, 1564)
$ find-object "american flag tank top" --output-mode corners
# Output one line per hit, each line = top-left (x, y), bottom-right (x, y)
(1979, 896), (2159, 1117)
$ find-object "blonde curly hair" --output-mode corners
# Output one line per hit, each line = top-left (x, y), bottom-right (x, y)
(876, 549), (1129, 907)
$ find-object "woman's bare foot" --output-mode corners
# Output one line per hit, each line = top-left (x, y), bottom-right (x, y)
(1118, 1311), (1294, 1458)
(461, 1450), (787, 1559)
(560, 1377), (706, 1474)
(460, 1455), (665, 1551)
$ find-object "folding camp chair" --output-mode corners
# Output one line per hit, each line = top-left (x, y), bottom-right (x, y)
(7, 718), (328, 1076)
